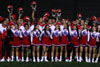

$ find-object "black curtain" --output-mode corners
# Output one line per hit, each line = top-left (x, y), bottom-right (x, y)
(0, 0), (100, 20)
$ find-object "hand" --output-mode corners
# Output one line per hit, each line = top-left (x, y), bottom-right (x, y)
(31, 43), (33, 45)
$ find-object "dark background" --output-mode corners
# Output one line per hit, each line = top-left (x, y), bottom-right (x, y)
(0, 0), (100, 20)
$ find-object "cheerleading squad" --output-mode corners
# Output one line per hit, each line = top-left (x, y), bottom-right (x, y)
(0, 17), (100, 63)
(0, 1), (100, 63)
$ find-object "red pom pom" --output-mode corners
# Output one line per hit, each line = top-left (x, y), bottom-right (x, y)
(44, 12), (50, 17)
(0, 16), (4, 22)
(7, 5), (13, 8)
(77, 13), (82, 17)
(12, 14), (16, 19)
(18, 7), (23, 11)
(57, 9), (61, 12)
(31, 1), (36, 4)
(24, 16), (30, 22)
(97, 17), (100, 22)
(91, 16), (96, 21)
(52, 9), (56, 12)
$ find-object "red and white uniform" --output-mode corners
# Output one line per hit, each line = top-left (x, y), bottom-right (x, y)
(31, 29), (41, 46)
(61, 29), (69, 46)
(52, 30), (61, 46)
(0, 25), (7, 59)
(21, 29), (30, 47)
(80, 29), (88, 46)
(29, 23), (34, 32)
(88, 31), (98, 47)
(49, 24), (55, 32)
(39, 23), (46, 32)
(41, 30), (52, 46)
(19, 25), (25, 32)
(12, 29), (21, 47)
(70, 30), (79, 47)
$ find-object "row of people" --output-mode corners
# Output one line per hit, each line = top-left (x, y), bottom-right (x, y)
(0, 18), (100, 63)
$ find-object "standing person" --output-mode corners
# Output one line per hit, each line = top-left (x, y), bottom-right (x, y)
(95, 25), (100, 63)
(79, 24), (89, 62)
(0, 25), (13, 62)
(60, 24), (69, 62)
(31, 25), (41, 62)
(0, 16), (5, 60)
(88, 26), (98, 63)
(70, 25), (79, 62)
(11, 24), (21, 62)
(21, 24), (31, 62)
(41, 25), (52, 62)
(51, 24), (61, 62)
(0, 20), (11, 62)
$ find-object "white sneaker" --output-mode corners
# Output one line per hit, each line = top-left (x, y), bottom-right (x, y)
(21, 59), (24, 62)
(33, 59), (36, 62)
(92, 59), (94, 63)
(59, 59), (62, 62)
(6, 58), (10, 62)
(88, 58), (91, 63)
(26, 58), (29, 62)
(65, 59), (69, 62)
(51, 59), (54, 62)
(11, 59), (14, 62)
(95, 58), (98, 63)
(16, 59), (20, 62)
(0, 58), (5, 62)
(51, 57), (54, 62)
(95, 60), (98, 63)
(41, 58), (44, 62)
(55, 57), (58, 62)
(79, 57), (82, 62)
(85, 58), (88, 62)
(45, 59), (48, 62)
(69, 59), (72, 62)
(37, 59), (40, 62)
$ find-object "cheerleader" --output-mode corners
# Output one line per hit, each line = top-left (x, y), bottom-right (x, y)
(11, 24), (21, 62)
(60, 24), (70, 62)
(95, 25), (100, 63)
(51, 24), (61, 62)
(88, 26), (98, 63)
(70, 25), (79, 62)
(31, 25), (41, 62)
(79, 24), (88, 62)
(41, 25), (52, 62)
(0, 21), (7, 62)
(0, 25), (13, 62)
(21, 24), (30, 62)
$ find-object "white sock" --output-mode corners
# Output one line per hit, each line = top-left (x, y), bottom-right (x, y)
(76, 56), (78, 61)
(60, 56), (62, 60)
(70, 56), (72, 60)
(51, 57), (53, 60)
(26, 57), (29, 59)
(12, 56), (14, 60)
(33, 56), (35, 60)
(45, 56), (47, 59)
(16, 56), (18, 60)
(37, 57), (39, 60)
(42, 56), (44, 59)
(85, 57), (88, 61)
(95, 58), (99, 62)
(92, 58), (94, 61)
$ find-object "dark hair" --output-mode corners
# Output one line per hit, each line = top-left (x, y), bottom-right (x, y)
(33, 25), (41, 33)
(44, 25), (51, 35)
(90, 26), (97, 32)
